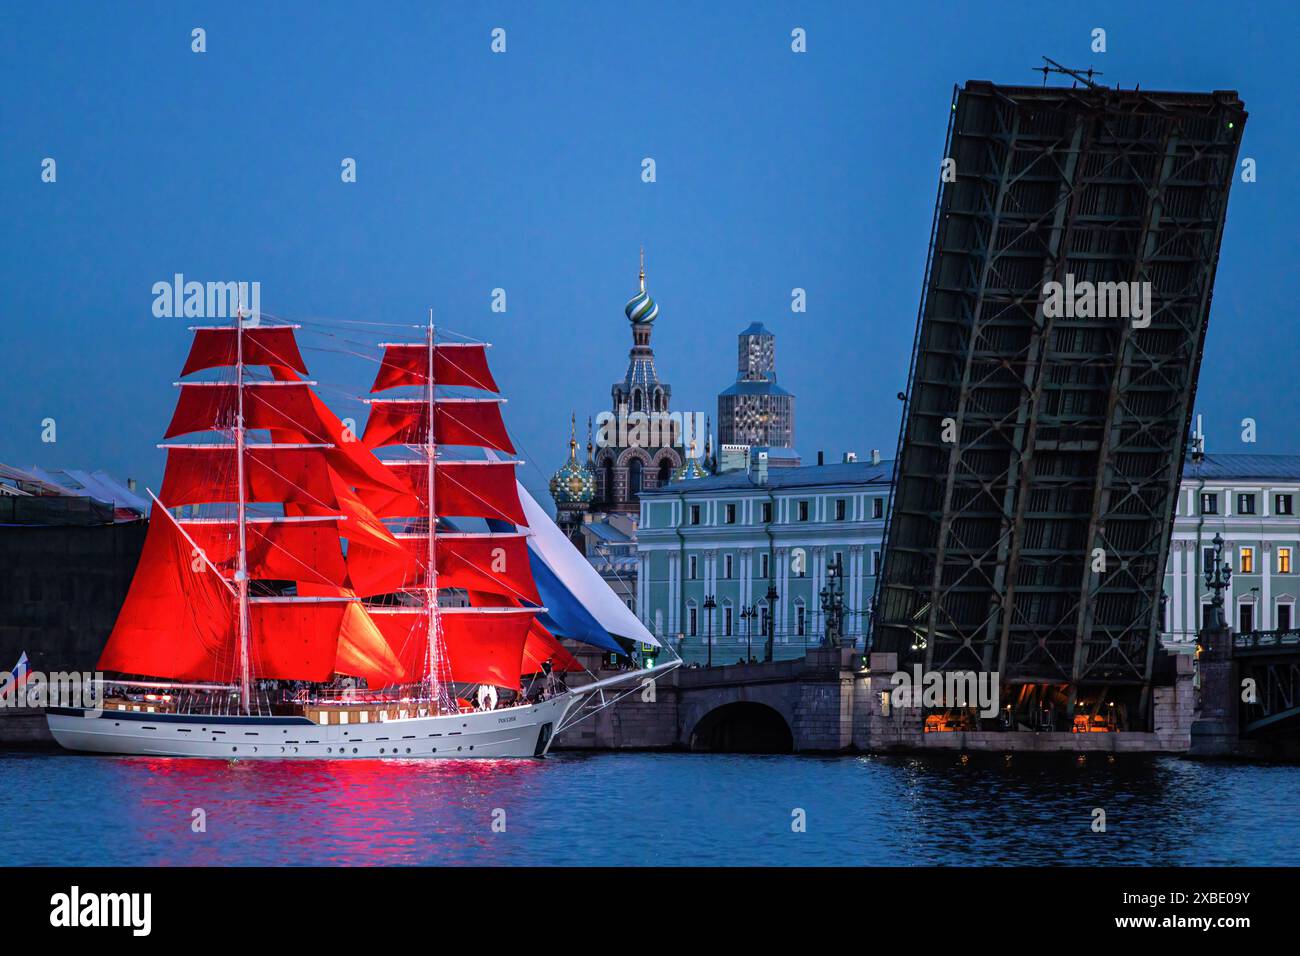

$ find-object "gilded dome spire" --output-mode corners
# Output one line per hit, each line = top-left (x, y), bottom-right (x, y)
(550, 412), (596, 506)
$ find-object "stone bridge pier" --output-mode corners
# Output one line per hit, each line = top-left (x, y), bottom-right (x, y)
(555, 648), (1197, 755)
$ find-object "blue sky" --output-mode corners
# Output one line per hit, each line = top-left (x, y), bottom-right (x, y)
(2, 1), (1295, 504)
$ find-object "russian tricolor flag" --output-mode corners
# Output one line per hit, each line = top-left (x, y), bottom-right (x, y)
(3, 652), (30, 702)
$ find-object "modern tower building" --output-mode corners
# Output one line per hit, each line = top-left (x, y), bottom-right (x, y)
(717, 323), (798, 467)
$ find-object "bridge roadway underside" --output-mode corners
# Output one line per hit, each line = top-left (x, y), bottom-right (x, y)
(554, 650), (1199, 755)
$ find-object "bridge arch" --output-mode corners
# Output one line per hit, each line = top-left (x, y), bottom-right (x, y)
(688, 701), (793, 753)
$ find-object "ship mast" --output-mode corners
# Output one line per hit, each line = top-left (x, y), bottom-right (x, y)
(425, 309), (443, 710)
(234, 308), (252, 714)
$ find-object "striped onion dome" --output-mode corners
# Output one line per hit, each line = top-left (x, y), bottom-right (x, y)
(625, 253), (659, 325)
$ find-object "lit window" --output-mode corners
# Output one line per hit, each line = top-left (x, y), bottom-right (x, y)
(1239, 547), (1254, 574)
(1280, 548), (1292, 574)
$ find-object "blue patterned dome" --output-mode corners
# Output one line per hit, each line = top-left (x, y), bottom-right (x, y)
(550, 420), (595, 506)
(672, 438), (712, 482)
(625, 251), (659, 325)
(671, 457), (711, 482)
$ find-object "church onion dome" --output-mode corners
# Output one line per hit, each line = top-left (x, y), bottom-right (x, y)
(671, 452), (712, 483)
(550, 424), (595, 506)
(625, 250), (659, 324)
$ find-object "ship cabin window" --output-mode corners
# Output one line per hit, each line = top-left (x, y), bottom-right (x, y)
(1200, 493), (1218, 515)
(1278, 494), (1295, 516)
(1237, 493), (1257, 515)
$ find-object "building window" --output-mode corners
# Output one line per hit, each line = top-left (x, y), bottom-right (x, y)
(1280, 548), (1292, 574)
(835, 499), (846, 521)
(689, 504), (700, 525)
(760, 553), (770, 578)
(1277, 494), (1294, 516)
(688, 606), (698, 637)
(762, 502), (773, 523)
(1278, 603), (1294, 631)
(724, 604), (733, 636)
(724, 503), (736, 524)
(1202, 548), (1216, 574)
(796, 603), (806, 637)
(724, 554), (733, 579)
(1239, 603), (1254, 634)
(798, 501), (809, 521)
(873, 497), (884, 519)
(1201, 603), (1213, 629)
(1240, 547), (1254, 574)
(872, 550), (882, 575)
(1237, 493), (1256, 515)
(1200, 493), (1218, 515)
(688, 555), (698, 580)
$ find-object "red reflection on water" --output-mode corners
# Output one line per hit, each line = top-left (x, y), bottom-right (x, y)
(114, 757), (546, 865)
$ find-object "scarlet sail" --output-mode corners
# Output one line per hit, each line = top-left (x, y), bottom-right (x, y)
(368, 607), (536, 687)
(361, 399), (515, 453)
(360, 460), (527, 523)
(97, 507), (237, 681)
(181, 325), (309, 376)
(371, 343), (499, 393)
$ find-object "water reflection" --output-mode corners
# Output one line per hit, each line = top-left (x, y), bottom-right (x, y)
(1, 752), (1296, 866)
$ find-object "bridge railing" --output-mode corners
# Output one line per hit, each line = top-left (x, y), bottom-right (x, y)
(1233, 629), (1300, 652)
(670, 632), (858, 667)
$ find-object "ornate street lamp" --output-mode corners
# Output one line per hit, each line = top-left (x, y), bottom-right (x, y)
(741, 605), (756, 662)
(819, 556), (845, 648)
(703, 594), (716, 668)
(764, 582), (778, 662)
(1203, 532), (1232, 632)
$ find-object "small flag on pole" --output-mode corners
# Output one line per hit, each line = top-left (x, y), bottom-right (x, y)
(3, 652), (30, 703)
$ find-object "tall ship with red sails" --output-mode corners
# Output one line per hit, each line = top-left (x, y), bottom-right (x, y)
(47, 314), (674, 758)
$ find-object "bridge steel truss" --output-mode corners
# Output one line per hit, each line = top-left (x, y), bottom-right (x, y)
(875, 81), (1247, 718)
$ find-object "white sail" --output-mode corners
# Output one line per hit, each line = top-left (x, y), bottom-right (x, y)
(516, 479), (660, 647)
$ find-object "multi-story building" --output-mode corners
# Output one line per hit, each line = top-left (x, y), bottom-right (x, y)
(1163, 453), (1300, 644)
(717, 322), (798, 466)
(634, 450), (1300, 664)
(637, 455), (892, 662)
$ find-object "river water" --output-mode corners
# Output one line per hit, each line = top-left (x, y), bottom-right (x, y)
(1, 751), (1295, 866)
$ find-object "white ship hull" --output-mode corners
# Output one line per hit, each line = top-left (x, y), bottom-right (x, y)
(46, 694), (575, 759)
